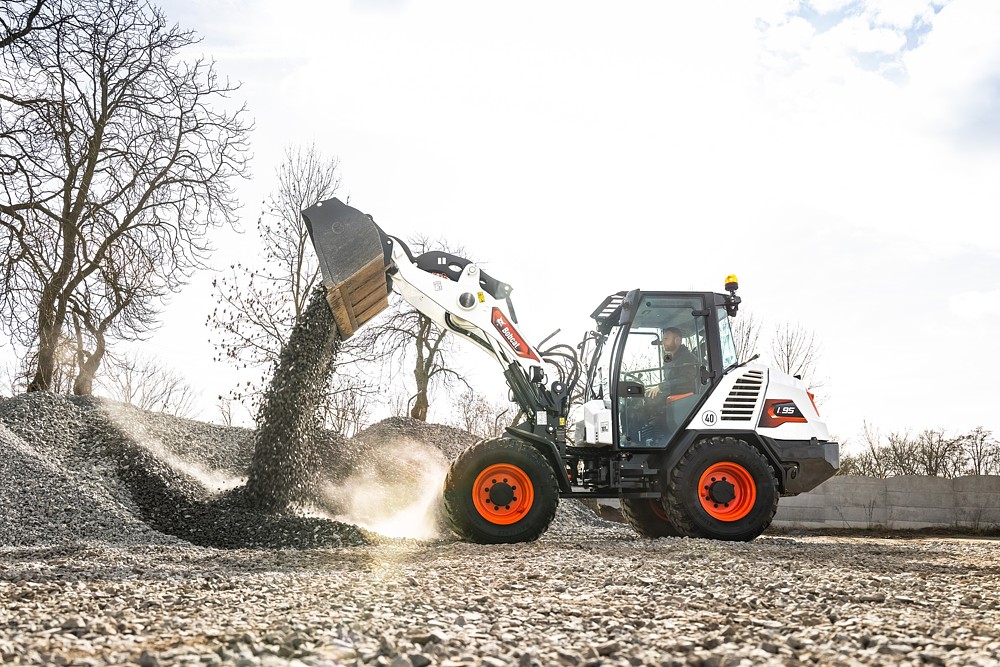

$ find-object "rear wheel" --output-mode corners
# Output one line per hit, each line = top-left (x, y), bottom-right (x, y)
(443, 437), (558, 543)
(664, 436), (778, 542)
(620, 497), (681, 538)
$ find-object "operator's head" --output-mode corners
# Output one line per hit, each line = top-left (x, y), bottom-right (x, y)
(660, 327), (683, 354)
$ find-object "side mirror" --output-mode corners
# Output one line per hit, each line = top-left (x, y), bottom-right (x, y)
(620, 380), (644, 397)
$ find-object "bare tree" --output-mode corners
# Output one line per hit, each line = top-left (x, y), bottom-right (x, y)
(914, 428), (966, 478)
(98, 351), (200, 418)
(730, 309), (762, 364)
(960, 427), (1000, 476)
(208, 143), (345, 409)
(323, 377), (372, 437)
(6, 333), (78, 394)
(842, 422), (1000, 478)
(364, 237), (476, 422)
(850, 421), (892, 478)
(387, 387), (410, 419)
(0, 0), (250, 394)
(217, 397), (234, 427)
(0, 0), (58, 50)
(371, 299), (467, 421)
(882, 430), (921, 476)
(769, 321), (823, 392)
(451, 389), (513, 438)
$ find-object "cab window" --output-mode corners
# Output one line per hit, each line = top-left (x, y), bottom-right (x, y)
(617, 296), (710, 447)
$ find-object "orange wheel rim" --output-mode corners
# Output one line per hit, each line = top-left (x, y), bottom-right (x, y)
(650, 499), (670, 522)
(698, 462), (756, 522)
(472, 464), (534, 525)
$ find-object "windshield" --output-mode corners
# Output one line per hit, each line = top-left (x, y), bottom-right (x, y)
(718, 307), (738, 371)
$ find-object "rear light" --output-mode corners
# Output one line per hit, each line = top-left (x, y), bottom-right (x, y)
(807, 391), (819, 416)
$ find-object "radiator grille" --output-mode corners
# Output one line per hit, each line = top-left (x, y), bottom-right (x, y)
(721, 369), (764, 421)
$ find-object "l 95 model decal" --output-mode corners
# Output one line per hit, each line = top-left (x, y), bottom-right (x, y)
(491, 307), (539, 361)
(759, 399), (807, 428)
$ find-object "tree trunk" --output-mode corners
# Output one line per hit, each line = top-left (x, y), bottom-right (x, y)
(71, 316), (107, 396)
(410, 390), (429, 421)
(27, 301), (60, 392)
(411, 353), (430, 421)
(73, 346), (104, 395)
(27, 331), (56, 391)
(409, 314), (432, 422)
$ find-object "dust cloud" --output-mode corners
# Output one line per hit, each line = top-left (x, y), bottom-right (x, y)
(321, 438), (450, 540)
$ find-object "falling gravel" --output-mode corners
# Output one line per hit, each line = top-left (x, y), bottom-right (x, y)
(243, 286), (343, 511)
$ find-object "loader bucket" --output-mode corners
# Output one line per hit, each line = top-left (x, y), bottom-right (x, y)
(302, 197), (391, 339)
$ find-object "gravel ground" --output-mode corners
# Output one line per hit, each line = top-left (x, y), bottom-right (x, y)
(2, 534), (999, 666)
(3, 393), (1000, 665)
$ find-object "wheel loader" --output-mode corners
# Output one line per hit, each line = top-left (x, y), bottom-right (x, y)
(303, 198), (839, 543)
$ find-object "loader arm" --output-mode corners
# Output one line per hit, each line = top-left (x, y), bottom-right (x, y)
(302, 198), (572, 433)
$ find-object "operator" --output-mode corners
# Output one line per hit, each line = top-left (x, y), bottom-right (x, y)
(645, 327), (699, 399)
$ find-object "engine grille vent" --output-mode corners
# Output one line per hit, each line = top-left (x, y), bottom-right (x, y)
(721, 369), (764, 421)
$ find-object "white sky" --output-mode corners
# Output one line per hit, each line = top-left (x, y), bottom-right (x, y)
(10, 0), (1000, 451)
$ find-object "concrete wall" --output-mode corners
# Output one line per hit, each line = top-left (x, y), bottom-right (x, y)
(771, 475), (1000, 530)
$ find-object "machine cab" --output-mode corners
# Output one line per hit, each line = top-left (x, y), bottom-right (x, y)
(580, 289), (739, 449)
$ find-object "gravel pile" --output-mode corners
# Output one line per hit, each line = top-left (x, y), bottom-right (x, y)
(2, 535), (998, 666)
(348, 417), (479, 463)
(0, 388), (613, 549)
(0, 392), (368, 550)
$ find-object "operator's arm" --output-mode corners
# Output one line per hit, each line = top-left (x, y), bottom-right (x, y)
(644, 372), (672, 399)
(646, 350), (699, 399)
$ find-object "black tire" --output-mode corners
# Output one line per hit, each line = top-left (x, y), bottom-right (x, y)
(443, 437), (559, 544)
(663, 436), (778, 542)
(620, 497), (681, 538)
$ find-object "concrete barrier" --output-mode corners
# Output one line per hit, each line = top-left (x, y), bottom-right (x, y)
(771, 475), (1000, 530)
(595, 475), (1000, 531)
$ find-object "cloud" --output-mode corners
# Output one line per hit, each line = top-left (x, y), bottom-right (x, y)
(949, 288), (1000, 321)
(903, 0), (1000, 146)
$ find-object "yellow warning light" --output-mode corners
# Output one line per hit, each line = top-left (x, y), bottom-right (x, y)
(725, 274), (739, 293)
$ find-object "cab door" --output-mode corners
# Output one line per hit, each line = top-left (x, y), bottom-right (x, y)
(615, 295), (713, 448)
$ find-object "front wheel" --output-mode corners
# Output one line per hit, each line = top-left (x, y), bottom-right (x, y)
(663, 436), (778, 542)
(443, 437), (559, 544)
